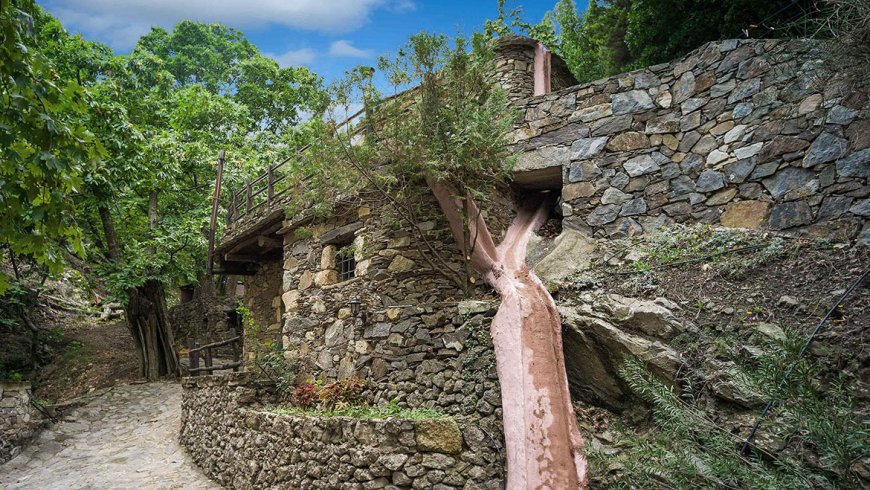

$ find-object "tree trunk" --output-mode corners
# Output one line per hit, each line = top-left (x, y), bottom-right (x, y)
(97, 199), (179, 380)
(126, 279), (179, 379)
(428, 181), (588, 489)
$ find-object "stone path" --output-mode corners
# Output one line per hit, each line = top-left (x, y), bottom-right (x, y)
(0, 382), (219, 489)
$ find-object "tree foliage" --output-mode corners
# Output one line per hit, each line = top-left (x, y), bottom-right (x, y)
(0, 0), (101, 292)
(518, 0), (820, 83)
(25, 11), (329, 302)
(2, 3), (328, 377)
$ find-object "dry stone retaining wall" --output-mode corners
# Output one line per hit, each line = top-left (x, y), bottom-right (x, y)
(180, 373), (504, 489)
(0, 381), (39, 464)
(513, 39), (870, 243)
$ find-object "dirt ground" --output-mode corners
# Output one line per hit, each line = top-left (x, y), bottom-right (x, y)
(597, 236), (870, 383)
(567, 228), (870, 487)
(33, 310), (140, 404)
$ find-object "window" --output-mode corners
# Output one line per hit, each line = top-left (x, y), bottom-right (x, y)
(337, 244), (356, 281)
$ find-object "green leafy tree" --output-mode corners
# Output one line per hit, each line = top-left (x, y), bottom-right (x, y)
(10, 8), (328, 379)
(0, 0), (101, 292)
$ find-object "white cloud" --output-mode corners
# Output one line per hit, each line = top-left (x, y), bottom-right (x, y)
(266, 48), (316, 67)
(388, 0), (416, 13)
(41, 0), (389, 50)
(328, 40), (372, 58)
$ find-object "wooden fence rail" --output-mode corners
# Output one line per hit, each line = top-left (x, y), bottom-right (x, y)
(224, 106), (369, 226)
(187, 336), (242, 376)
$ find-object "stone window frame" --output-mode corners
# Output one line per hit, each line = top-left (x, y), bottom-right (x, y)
(336, 242), (356, 282)
(317, 221), (366, 287)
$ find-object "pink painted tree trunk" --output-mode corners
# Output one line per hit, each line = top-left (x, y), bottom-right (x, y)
(429, 181), (589, 489)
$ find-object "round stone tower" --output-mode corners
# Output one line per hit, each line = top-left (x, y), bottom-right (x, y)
(493, 35), (578, 103)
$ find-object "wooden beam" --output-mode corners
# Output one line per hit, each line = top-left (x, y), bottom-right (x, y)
(224, 253), (270, 263)
(211, 268), (257, 276)
(188, 361), (242, 373)
(207, 150), (226, 276)
(257, 235), (282, 249)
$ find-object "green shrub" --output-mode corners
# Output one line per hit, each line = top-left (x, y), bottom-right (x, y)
(603, 329), (869, 489)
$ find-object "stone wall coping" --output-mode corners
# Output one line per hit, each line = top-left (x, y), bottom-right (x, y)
(518, 38), (800, 107)
(181, 372), (268, 388)
(495, 34), (538, 48)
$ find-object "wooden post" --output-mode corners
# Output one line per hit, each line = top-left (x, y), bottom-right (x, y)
(267, 166), (274, 205)
(246, 182), (252, 214)
(205, 347), (213, 375)
(189, 339), (200, 377)
(206, 150), (226, 277)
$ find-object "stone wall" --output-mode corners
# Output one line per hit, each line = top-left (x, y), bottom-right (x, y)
(0, 382), (39, 464)
(494, 35), (577, 104)
(180, 373), (504, 489)
(169, 286), (239, 349)
(513, 39), (870, 242)
(238, 258), (284, 359)
(274, 195), (512, 421)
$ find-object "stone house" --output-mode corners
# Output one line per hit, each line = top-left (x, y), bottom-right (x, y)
(180, 34), (869, 488)
(212, 35), (868, 393)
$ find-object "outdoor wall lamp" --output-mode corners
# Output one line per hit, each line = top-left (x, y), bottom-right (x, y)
(350, 296), (367, 324)
(234, 280), (246, 298)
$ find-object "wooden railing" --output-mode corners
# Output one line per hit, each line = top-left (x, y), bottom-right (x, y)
(221, 87), (421, 226)
(225, 158), (294, 224)
(225, 107), (368, 225)
(187, 336), (242, 376)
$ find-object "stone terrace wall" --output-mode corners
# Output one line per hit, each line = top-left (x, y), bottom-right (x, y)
(513, 39), (870, 242)
(181, 373), (504, 489)
(237, 258), (283, 361)
(0, 382), (39, 464)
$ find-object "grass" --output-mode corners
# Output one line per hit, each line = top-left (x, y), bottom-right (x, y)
(264, 400), (448, 420)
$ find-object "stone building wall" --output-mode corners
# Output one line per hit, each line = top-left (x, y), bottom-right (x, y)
(237, 258), (284, 358)
(0, 382), (39, 464)
(181, 373), (504, 489)
(169, 287), (239, 349)
(513, 39), (870, 242)
(276, 196), (511, 422)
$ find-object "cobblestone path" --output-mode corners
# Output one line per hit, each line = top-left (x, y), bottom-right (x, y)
(0, 382), (218, 489)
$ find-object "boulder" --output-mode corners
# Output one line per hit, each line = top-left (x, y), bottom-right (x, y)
(561, 301), (683, 410)
(598, 294), (684, 339)
(707, 361), (764, 408)
(532, 230), (596, 282)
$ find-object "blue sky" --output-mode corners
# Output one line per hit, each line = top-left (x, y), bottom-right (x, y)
(38, 1), (587, 85)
